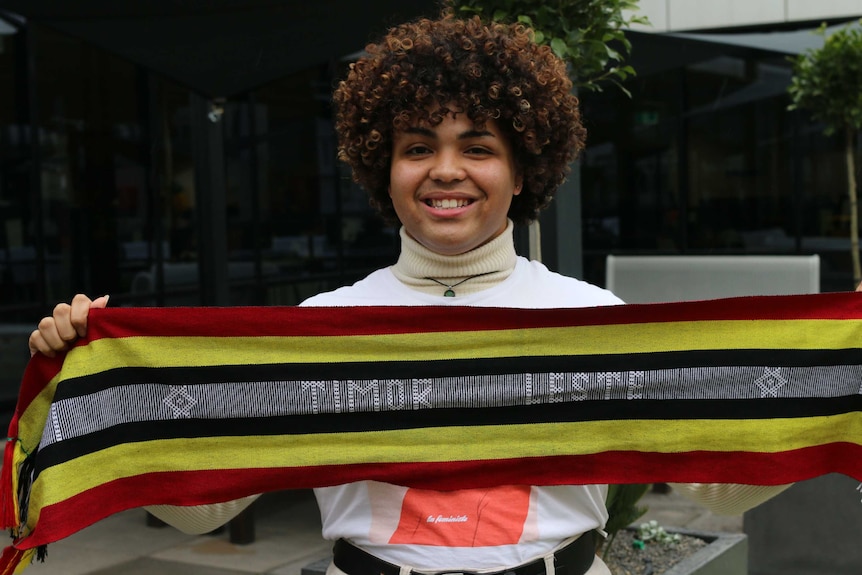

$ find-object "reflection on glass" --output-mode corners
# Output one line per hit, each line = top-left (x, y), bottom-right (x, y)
(580, 47), (847, 291)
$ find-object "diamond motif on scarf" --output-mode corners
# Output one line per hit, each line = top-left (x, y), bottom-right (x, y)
(163, 385), (197, 418)
(755, 367), (787, 398)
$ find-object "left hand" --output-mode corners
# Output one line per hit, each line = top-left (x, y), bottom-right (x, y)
(28, 294), (109, 357)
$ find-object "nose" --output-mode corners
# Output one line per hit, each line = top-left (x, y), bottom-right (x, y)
(428, 149), (466, 183)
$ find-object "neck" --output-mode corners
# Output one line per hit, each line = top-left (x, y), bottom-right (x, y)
(391, 221), (518, 296)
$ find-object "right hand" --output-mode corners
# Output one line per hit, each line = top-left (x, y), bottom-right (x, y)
(28, 294), (110, 358)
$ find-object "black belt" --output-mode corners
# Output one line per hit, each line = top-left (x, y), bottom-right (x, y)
(332, 535), (595, 575)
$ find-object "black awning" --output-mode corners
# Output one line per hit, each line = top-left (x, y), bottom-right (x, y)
(625, 18), (860, 76)
(0, 0), (441, 98)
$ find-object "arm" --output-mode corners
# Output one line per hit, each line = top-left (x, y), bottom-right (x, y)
(668, 483), (792, 515)
(145, 495), (260, 534)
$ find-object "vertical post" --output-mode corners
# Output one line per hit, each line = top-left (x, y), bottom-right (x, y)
(677, 67), (689, 252)
(791, 109), (803, 255)
(229, 506), (256, 545)
(246, 95), (264, 298)
(539, 85), (583, 277)
(191, 93), (229, 306)
(527, 220), (542, 262)
(549, 168), (583, 278)
(141, 70), (167, 305)
(846, 125), (860, 287)
(25, 24), (46, 305)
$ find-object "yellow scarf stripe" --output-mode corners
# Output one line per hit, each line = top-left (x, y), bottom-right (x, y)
(52, 318), (862, 380)
(28, 411), (860, 509)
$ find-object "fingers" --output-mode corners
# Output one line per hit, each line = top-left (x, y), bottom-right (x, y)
(55, 300), (80, 340)
(90, 295), (110, 309)
(29, 304), (74, 357)
(857, 282), (862, 292)
(28, 294), (109, 358)
(28, 328), (56, 358)
(69, 294), (95, 337)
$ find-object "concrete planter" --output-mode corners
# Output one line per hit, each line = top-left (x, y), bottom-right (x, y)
(662, 528), (748, 575)
(744, 474), (861, 575)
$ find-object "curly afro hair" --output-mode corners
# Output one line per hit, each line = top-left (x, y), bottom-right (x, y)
(332, 11), (586, 225)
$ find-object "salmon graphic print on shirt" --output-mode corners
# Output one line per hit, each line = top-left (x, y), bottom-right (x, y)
(368, 483), (536, 546)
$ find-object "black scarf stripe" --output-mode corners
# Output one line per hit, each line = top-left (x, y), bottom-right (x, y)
(31, 394), (862, 477)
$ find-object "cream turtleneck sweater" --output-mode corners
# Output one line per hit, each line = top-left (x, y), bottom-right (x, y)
(390, 221), (518, 297)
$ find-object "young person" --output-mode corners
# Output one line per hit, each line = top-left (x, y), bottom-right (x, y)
(29, 12), (789, 575)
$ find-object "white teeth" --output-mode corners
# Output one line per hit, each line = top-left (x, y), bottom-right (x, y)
(430, 199), (470, 209)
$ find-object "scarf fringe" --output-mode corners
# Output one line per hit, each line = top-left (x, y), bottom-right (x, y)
(1, 414), (34, 538)
(0, 414), (24, 532)
(13, 452), (35, 532)
(0, 415), (37, 575)
(0, 438), (17, 530)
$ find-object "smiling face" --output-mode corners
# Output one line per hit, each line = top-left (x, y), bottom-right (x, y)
(388, 111), (522, 256)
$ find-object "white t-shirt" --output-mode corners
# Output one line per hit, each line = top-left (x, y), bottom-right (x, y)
(301, 257), (622, 570)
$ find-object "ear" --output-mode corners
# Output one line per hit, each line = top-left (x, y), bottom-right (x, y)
(513, 176), (523, 196)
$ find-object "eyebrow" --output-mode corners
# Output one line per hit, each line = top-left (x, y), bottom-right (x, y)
(402, 126), (495, 140)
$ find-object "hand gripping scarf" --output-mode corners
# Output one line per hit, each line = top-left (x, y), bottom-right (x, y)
(1, 293), (862, 572)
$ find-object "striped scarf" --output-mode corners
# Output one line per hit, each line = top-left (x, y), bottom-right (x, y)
(2, 294), (861, 572)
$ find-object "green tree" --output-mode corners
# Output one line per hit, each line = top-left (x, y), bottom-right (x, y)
(788, 21), (862, 287)
(446, 0), (648, 94)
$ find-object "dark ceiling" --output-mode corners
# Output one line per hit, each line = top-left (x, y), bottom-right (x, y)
(0, 0), (442, 98)
(3, 2), (846, 100)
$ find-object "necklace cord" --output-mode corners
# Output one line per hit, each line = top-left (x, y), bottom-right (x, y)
(424, 270), (499, 297)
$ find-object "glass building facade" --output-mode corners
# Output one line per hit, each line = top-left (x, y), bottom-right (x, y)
(0, 15), (859, 400)
(0, 21), (400, 320)
(578, 41), (855, 293)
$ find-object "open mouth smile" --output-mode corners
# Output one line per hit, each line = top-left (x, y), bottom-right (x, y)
(425, 198), (473, 209)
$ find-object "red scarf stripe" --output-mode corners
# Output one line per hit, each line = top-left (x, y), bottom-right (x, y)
(82, 293), (862, 341)
(20, 442), (859, 549)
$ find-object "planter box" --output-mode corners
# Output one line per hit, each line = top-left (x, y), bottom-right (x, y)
(664, 528), (748, 575)
(744, 474), (861, 575)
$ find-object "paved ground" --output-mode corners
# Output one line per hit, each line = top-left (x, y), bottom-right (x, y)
(16, 486), (741, 575)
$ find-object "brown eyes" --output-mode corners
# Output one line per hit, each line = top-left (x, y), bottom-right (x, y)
(401, 145), (492, 156)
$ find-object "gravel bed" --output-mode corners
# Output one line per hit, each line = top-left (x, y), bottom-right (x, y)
(603, 530), (708, 574)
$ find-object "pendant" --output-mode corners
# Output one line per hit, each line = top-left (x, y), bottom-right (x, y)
(444, 289), (456, 297)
